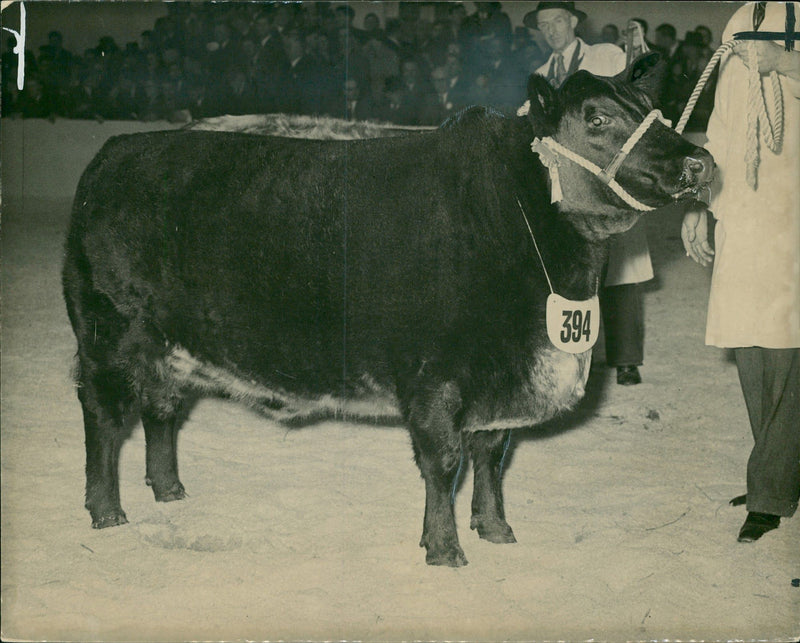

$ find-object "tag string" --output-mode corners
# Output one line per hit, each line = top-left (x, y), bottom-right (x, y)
(516, 197), (554, 295)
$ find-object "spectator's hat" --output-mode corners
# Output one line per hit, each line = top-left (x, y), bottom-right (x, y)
(523, 2), (587, 29)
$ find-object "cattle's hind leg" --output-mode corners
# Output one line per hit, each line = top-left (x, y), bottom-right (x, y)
(467, 430), (516, 543)
(141, 388), (186, 502)
(405, 381), (468, 567)
(77, 367), (133, 529)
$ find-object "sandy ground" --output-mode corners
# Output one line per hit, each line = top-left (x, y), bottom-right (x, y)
(2, 156), (799, 640)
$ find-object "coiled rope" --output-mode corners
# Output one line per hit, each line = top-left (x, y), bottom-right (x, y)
(675, 39), (784, 189)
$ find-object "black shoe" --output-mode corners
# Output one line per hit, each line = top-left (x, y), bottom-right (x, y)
(737, 512), (780, 542)
(616, 365), (642, 386)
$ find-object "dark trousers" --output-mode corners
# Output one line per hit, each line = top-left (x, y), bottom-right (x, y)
(600, 283), (644, 367)
(734, 347), (800, 517)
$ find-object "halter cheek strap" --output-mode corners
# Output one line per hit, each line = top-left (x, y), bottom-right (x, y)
(596, 109), (671, 184)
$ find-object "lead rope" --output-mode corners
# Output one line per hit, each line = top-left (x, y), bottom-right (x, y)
(675, 39), (784, 189)
(516, 197), (554, 294)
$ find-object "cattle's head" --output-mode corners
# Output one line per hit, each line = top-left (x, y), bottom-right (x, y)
(524, 53), (714, 240)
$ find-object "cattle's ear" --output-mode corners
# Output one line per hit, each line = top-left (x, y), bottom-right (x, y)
(525, 74), (559, 135)
(616, 51), (667, 105)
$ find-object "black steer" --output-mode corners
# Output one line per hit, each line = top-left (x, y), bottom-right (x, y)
(63, 63), (713, 566)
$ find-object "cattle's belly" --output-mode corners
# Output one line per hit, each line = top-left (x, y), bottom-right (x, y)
(165, 347), (401, 426)
(463, 348), (593, 432)
(165, 345), (591, 431)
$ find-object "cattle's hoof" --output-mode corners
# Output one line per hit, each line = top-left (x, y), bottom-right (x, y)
(471, 516), (517, 544)
(91, 511), (128, 529)
(425, 545), (468, 567)
(151, 481), (186, 502)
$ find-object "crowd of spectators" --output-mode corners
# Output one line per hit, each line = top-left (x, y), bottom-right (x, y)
(1, 2), (719, 130)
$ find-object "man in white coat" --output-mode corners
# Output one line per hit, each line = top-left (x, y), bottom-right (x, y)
(525, 1), (654, 386)
(682, 2), (799, 542)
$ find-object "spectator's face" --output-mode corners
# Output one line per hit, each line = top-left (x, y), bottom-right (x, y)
(445, 54), (461, 78)
(536, 9), (577, 53)
(228, 71), (246, 89)
(415, 21), (432, 43)
(214, 24), (230, 43)
(484, 37), (503, 60)
(334, 11), (350, 30)
(28, 78), (43, 98)
(185, 57), (202, 76)
(241, 39), (257, 58)
(431, 70), (448, 94)
(696, 27), (711, 47)
(163, 48), (180, 65)
(143, 81), (159, 99)
(275, 7), (291, 30)
(285, 34), (304, 60)
(364, 14), (379, 33)
(446, 42), (461, 58)
(255, 17), (271, 38)
(401, 62), (418, 85)
(344, 79), (359, 100)
(317, 35), (330, 58)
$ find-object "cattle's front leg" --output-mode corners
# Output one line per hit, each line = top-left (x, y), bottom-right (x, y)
(467, 430), (516, 544)
(406, 381), (467, 567)
(142, 393), (185, 502)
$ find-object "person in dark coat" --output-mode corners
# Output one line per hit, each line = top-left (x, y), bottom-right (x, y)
(376, 74), (416, 125)
(252, 9), (290, 112)
(337, 76), (378, 121)
(421, 65), (459, 126)
(284, 28), (327, 115)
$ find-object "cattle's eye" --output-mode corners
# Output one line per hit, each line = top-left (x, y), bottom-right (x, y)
(589, 115), (609, 128)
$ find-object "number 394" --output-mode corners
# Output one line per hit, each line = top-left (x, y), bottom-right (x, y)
(560, 309), (592, 343)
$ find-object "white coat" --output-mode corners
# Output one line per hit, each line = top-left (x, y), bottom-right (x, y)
(704, 2), (800, 348)
(537, 38), (653, 287)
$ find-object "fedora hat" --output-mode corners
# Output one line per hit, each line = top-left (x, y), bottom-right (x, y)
(523, 2), (587, 29)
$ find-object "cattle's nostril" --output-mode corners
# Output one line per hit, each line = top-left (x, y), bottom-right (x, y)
(684, 155), (713, 184)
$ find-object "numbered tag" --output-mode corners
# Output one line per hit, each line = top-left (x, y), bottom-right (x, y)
(546, 293), (600, 354)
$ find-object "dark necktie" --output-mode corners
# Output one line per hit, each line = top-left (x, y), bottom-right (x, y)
(554, 53), (566, 86)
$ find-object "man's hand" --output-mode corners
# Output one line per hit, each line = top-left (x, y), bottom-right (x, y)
(734, 41), (800, 80)
(681, 205), (715, 267)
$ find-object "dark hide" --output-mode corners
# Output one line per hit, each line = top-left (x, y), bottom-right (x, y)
(63, 66), (713, 566)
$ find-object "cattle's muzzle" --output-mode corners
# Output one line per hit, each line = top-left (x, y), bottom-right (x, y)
(680, 152), (715, 191)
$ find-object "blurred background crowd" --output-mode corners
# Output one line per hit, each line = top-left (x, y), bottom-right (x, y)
(1, 1), (719, 130)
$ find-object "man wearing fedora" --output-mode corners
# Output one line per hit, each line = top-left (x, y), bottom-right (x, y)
(524, 2), (626, 83)
(525, 1), (653, 386)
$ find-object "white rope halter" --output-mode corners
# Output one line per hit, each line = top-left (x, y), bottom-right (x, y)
(528, 109), (672, 212)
